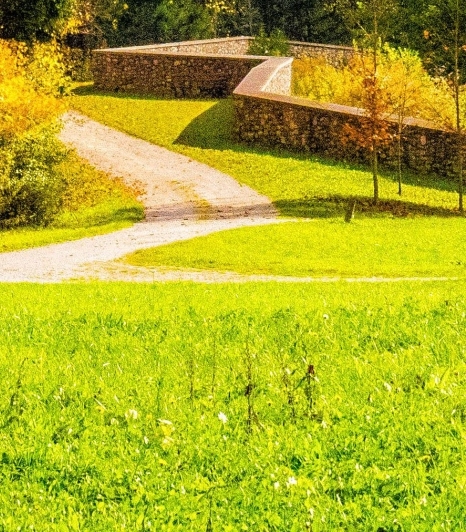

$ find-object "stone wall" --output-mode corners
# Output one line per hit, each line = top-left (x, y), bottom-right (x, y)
(92, 37), (457, 179)
(121, 37), (252, 55)
(288, 41), (353, 66)
(233, 58), (458, 178)
(92, 50), (263, 97)
(92, 37), (355, 97)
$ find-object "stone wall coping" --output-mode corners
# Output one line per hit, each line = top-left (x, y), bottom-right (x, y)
(234, 57), (291, 93)
(93, 48), (268, 61)
(234, 55), (442, 132)
(93, 35), (352, 58)
(94, 36), (252, 53)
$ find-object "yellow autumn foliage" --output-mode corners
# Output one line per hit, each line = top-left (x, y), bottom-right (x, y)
(0, 39), (68, 227)
(0, 39), (64, 142)
(292, 47), (466, 130)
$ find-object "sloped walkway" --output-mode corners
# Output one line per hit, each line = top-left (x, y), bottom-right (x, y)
(0, 113), (282, 282)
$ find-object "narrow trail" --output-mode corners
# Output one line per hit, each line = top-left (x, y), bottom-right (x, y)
(0, 112), (282, 283)
(0, 113), (460, 284)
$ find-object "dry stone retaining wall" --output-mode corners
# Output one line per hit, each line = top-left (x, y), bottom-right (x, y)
(92, 37), (458, 179)
(93, 50), (262, 97)
(233, 58), (459, 178)
(92, 37), (353, 97)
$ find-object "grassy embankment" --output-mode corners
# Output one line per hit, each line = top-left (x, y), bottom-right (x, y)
(72, 87), (465, 279)
(1, 282), (466, 530)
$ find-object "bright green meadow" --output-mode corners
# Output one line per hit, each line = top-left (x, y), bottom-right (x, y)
(1, 282), (466, 530)
(123, 218), (466, 278)
(71, 87), (464, 279)
(71, 86), (459, 217)
(1, 86), (466, 531)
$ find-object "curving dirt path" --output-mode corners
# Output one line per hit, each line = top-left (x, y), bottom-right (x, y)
(0, 112), (284, 283)
(0, 113), (461, 284)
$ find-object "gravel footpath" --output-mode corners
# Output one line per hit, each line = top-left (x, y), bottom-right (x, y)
(0, 113), (459, 284)
(0, 112), (283, 282)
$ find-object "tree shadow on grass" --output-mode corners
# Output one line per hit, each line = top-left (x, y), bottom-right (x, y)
(276, 195), (460, 219)
(174, 99), (460, 196)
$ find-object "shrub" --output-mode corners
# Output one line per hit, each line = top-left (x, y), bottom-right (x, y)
(0, 39), (66, 228)
(292, 46), (465, 127)
(248, 27), (290, 57)
(0, 127), (67, 228)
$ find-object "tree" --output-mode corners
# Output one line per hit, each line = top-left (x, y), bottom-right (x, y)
(335, 0), (398, 204)
(253, 0), (350, 44)
(0, 0), (76, 41)
(382, 46), (429, 195)
(422, 0), (466, 213)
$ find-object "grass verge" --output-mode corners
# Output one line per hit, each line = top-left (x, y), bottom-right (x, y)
(1, 281), (465, 530)
(122, 218), (466, 278)
(0, 151), (143, 252)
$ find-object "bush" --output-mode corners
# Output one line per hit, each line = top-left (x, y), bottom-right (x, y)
(0, 127), (67, 228)
(248, 27), (290, 56)
(0, 39), (66, 228)
(291, 46), (465, 128)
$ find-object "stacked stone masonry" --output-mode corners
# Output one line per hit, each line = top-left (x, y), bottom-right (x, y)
(92, 37), (459, 179)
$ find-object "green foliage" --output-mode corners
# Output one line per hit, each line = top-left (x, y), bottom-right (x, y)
(0, 0), (75, 41)
(0, 126), (67, 228)
(254, 0), (350, 45)
(155, 0), (212, 43)
(103, 0), (213, 47)
(248, 27), (290, 56)
(1, 281), (466, 529)
(334, 0), (399, 47)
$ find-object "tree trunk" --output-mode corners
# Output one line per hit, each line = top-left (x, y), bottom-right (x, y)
(397, 125), (402, 195)
(458, 132), (464, 214)
(454, 0), (464, 214)
(372, 148), (379, 205)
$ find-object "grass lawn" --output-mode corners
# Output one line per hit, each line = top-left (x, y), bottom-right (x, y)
(1, 87), (464, 531)
(1, 281), (466, 530)
(70, 87), (465, 279)
(0, 151), (143, 252)
(123, 218), (466, 278)
(71, 86), (460, 217)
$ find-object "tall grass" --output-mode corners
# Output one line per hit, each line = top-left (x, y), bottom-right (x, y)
(1, 282), (466, 530)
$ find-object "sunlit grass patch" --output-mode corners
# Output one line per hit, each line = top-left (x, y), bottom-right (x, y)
(1, 282), (466, 529)
(122, 218), (466, 278)
(0, 151), (143, 252)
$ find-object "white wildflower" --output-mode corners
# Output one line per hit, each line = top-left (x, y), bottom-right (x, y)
(125, 409), (138, 420)
(218, 412), (228, 424)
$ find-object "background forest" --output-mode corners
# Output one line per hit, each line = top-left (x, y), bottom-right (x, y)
(0, 1), (461, 59)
